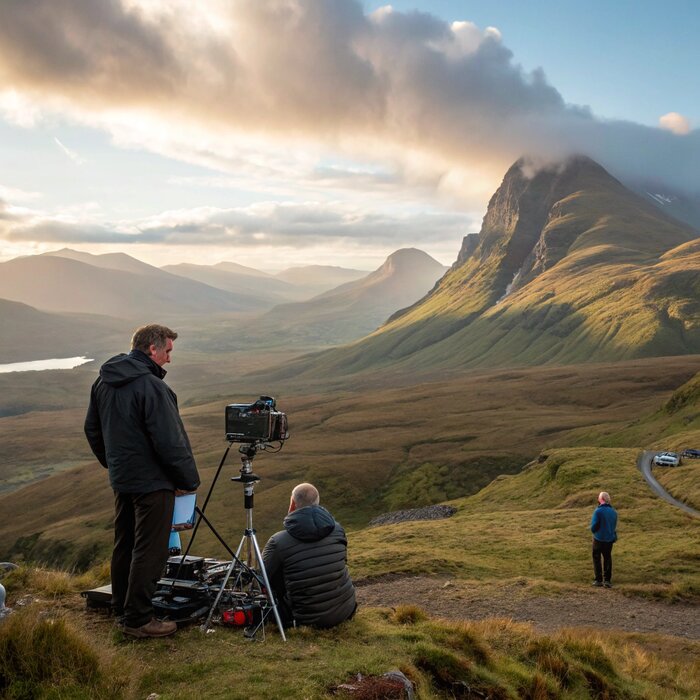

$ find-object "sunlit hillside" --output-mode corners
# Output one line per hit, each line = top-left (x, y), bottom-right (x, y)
(1, 354), (697, 572)
(267, 157), (700, 380)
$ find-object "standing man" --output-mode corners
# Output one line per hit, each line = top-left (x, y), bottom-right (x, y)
(262, 483), (356, 628)
(590, 491), (618, 588)
(85, 324), (200, 638)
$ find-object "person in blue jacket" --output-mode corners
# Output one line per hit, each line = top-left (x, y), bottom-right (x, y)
(590, 491), (618, 588)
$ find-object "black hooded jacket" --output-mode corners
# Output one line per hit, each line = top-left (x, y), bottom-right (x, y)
(84, 350), (200, 493)
(262, 505), (356, 628)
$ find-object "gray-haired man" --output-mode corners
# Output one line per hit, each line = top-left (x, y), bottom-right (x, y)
(262, 483), (356, 628)
(590, 491), (618, 588)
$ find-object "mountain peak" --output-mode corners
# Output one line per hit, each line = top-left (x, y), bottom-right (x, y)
(380, 248), (444, 273)
(272, 155), (700, 378)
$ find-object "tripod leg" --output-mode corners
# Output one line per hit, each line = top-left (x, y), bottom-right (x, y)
(202, 547), (243, 632)
(250, 533), (287, 642)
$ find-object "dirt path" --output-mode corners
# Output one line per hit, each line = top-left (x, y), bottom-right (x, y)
(356, 576), (700, 640)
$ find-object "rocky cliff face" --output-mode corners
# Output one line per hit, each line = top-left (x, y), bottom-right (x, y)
(268, 155), (700, 378)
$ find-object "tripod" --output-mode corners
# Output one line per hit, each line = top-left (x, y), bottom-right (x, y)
(174, 441), (287, 641)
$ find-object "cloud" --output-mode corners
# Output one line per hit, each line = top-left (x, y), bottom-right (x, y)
(0, 0), (697, 222)
(659, 112), (691, 136)
(0, 184), (41, 202)
(0, 199), (473, 261)
(53, 137), (86, 165)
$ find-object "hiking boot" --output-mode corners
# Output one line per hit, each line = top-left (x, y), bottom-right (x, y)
(591, 581), (603, 587)
(122, 618), (177, 639)
(603, 581), (613, 588)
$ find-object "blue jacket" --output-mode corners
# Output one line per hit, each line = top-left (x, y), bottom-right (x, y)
(590, 503), (618, 542)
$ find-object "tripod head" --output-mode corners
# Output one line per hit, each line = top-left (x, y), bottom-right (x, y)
(231, 441), (262, 484)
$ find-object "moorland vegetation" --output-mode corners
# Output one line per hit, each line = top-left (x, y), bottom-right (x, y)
(1, 155), (699, 698)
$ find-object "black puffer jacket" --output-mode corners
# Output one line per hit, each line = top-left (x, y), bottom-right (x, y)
(84, 350), (200, 493)
(262, 505), (356, 628)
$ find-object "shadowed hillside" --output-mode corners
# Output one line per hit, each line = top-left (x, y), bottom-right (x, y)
(266, 156), (699, 380)
(207, 248), (448, 348)
(162, 261), (298, 306)
(0, 298), (129, 363)
(274, 263), (368, 297)
(0, 254), (266, 318)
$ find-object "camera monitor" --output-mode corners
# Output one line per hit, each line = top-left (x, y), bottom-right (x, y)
(225, 395), (289, 443)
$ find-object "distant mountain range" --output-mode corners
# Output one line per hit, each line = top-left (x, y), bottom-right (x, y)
(629, 181), (700, 232)
(267, 156), (700, 379)
(0, 249), (370, 321)
(0, 247), (444, 359)
(214, 248), (449, 348)
(162, 261), (368, 304)
(0, 253), (265, 319)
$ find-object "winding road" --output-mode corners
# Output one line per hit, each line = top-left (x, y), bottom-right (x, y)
(637, 450), (700, 518)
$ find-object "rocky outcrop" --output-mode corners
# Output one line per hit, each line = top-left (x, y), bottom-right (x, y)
(369, 505), (456, 527)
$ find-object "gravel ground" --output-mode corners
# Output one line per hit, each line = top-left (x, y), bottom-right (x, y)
(356, 576), (700, 639)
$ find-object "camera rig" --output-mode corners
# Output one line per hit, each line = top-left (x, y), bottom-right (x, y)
(156, 397), (290, 640)
(83, 397), (290, 639)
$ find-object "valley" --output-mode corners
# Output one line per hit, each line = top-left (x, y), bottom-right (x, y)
(0, 155), (698, 700)
(1, 353), (698, 573)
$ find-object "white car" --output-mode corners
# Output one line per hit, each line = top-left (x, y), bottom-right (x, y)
(654, 452), (681, 467)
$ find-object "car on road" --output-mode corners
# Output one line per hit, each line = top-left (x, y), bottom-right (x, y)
(654, 452), (681, 467)
(681, 448), (700, 459)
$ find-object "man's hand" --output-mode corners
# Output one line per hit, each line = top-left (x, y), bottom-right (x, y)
(175, 489), (196, 496)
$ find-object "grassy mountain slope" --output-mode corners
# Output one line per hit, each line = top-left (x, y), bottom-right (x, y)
(352, 447), (700, 597)
(0, 298), (128, 363)
(2, 355), (697, 570)
(0, 254), (266, 317)
(274, 263), (368, 297)
(162, 262), (298, 305)
(576, 366), (700, 451)
(269, 157), (699, 380)
(207, 248), (448, 349)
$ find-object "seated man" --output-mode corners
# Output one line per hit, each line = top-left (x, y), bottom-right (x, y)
(262, 483), (356, 628)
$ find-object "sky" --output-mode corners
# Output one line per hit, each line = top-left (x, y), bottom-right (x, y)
(0, 0), (697, 271)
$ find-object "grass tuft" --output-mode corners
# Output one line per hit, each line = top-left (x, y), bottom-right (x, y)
(413, 643), (513, 698)
(390, 604), (427, 625)
(0, 606), (126, 699)
(526, 638), (574, 688)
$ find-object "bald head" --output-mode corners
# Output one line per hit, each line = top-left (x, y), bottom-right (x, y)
(290, 483), (320, 511)
(598, 491), (611, 504)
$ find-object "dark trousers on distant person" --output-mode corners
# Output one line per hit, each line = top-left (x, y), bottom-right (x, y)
(111, 489), (174, 627)
(592, 538), (613, 583)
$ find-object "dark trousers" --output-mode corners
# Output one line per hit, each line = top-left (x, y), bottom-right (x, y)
(112, 489), (174, 627)
(592, 538), (614, 583)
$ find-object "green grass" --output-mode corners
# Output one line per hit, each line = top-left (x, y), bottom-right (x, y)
(3, 356), (698, 572)
(655, 462), (700, 512)
(1, 599), (698, 700)
(0, 607), (127, 699)
(351, 447), (700, 598)
(262, 159), (700, 381)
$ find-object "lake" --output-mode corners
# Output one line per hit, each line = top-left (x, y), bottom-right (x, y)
(0, 356), (94, 373)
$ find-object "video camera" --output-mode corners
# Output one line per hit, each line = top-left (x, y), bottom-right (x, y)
(225, 395), (289, 444)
